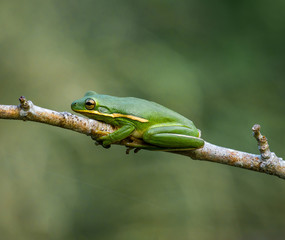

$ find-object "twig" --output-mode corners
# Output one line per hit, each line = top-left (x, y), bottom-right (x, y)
(0, 97), (284, 179)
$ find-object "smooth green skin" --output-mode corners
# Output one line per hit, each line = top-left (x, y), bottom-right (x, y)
(71, 91), (204, 150)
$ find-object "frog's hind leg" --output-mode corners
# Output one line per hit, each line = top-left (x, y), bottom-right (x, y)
(143, 125), (204, 149)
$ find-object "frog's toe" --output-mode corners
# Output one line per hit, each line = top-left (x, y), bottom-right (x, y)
(125, 147), (141, 154)
(102, 144), (111, 149)
(101, 139), (112, 148)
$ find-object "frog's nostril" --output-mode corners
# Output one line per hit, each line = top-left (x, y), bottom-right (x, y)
(71, 102), (77, 108)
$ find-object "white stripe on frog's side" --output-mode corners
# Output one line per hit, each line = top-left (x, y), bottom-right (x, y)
(74, 109), (149, 123)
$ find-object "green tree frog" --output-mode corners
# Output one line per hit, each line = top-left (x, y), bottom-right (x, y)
(71, 91), (204, 151)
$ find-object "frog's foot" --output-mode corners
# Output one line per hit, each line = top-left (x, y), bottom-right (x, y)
(125, 147), (141, 154)
(91, 136), (111, 149)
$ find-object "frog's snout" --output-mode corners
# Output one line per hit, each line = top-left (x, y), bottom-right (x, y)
(71, 101), (77, 110)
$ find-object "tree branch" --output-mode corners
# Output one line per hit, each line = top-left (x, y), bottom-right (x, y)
(1, 97), (284, 179)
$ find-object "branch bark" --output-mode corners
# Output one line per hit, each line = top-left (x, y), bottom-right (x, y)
(1, 97), (284, 179)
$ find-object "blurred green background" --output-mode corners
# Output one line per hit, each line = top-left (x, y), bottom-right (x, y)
(0, 0), (285, 239)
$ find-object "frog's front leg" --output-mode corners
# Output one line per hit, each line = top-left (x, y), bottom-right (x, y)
(143, 125), (204, 150)
(97, 124), (135, 148)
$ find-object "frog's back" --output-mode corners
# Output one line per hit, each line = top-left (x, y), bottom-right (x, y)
(101, 95), (194, 127)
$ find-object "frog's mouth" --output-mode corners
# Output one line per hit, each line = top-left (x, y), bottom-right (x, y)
(73, 109), (149, 123)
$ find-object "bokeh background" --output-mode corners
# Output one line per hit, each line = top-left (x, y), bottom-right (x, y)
(0, 0), (285, 239)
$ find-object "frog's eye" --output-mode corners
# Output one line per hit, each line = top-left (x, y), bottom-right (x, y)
(85, 98), (96, 110)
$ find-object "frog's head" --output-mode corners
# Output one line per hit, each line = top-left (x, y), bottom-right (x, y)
(71, 91), (100, 115)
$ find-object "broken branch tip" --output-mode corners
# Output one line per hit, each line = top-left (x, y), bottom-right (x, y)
(252, 124), (261, 132)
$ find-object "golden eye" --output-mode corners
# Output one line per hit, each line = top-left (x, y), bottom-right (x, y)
(85, 98), (96, 110)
